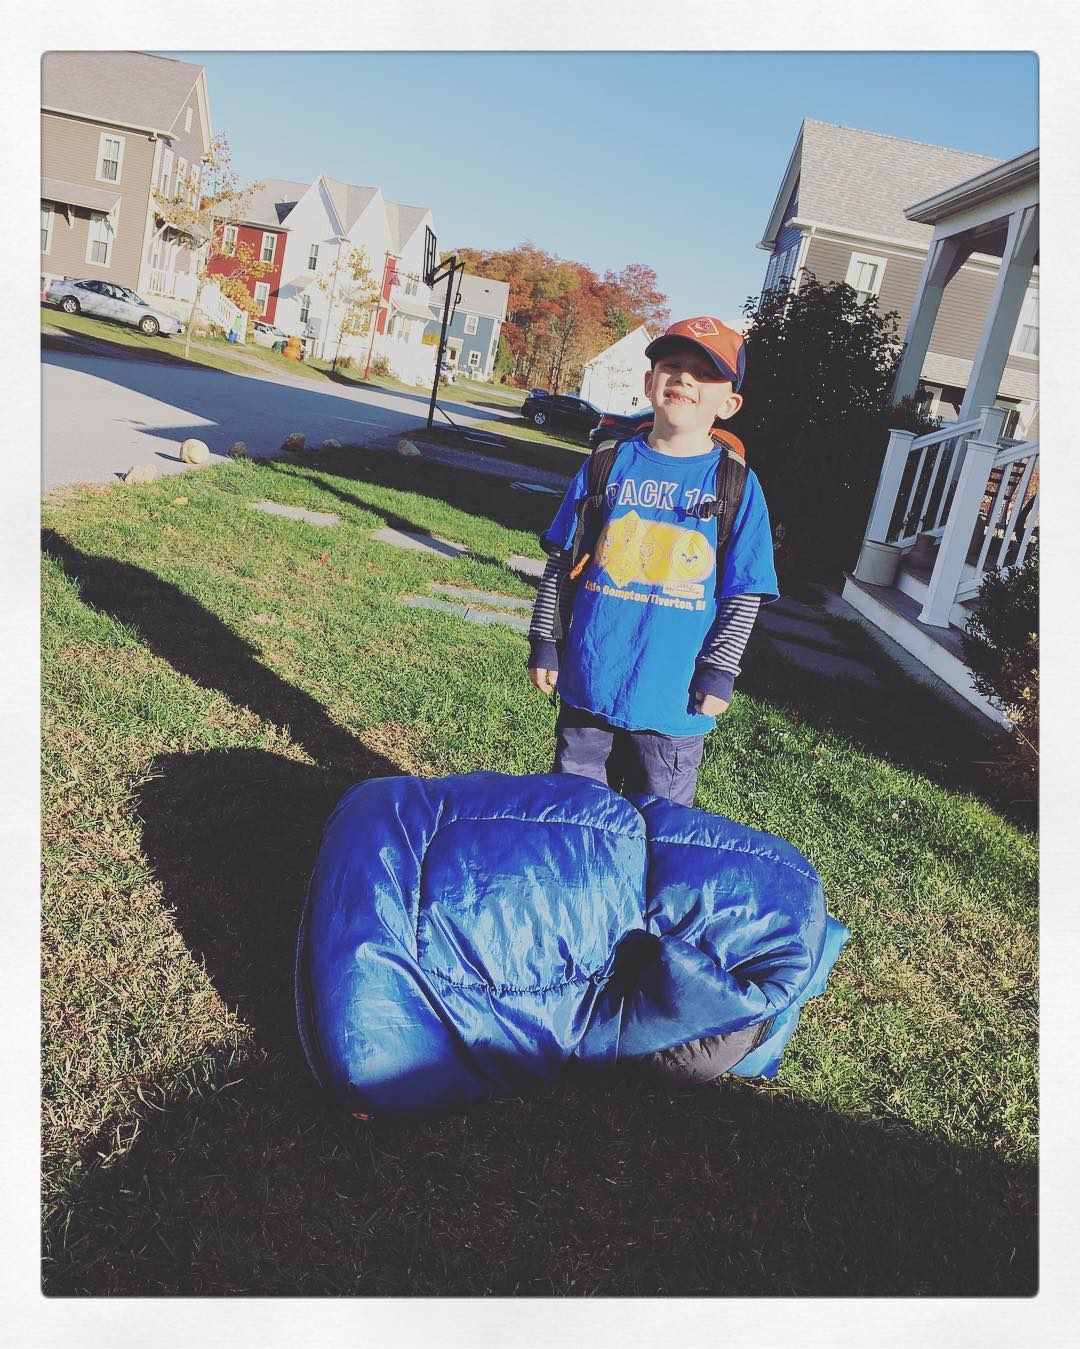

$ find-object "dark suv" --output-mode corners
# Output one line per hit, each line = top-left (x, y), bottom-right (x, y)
(520, 391), (603, 441)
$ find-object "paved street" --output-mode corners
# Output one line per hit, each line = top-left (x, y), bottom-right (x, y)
(40, 340), (520, 495)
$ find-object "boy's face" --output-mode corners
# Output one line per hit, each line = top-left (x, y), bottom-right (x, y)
(645, 340), (743, 435)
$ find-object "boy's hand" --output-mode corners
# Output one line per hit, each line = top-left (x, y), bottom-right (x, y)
(529, 667), (558, 695)
(694, 691), (730, 717)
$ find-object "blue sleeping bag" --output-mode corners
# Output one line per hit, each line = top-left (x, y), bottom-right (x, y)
(295, 772), (849, 1118)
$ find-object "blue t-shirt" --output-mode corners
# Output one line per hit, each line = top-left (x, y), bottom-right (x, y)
(542, 435), (778, 735)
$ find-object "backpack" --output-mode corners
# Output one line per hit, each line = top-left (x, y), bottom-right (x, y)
(548, 429), (749, 642)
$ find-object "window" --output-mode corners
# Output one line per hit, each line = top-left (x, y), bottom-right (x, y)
(262, 233), (277, 264)
(222, 224), (238, 256)
(307, 242), (319, 270)
(254, 282), (270, 315)
(97, 133), (124, 183)
(1011, 291), (1039, 357)
(464, 313), (479, 335)
(299, 293), (311, 324)
(763, 241), (800, 296)
(468, 349), (481, 370)
(844, 252), (887, 306)
(41, 203), (54, 254)
(160, 147), (174, 196)
(176, 157), (188, 205)
(994, 399), (1022, 440)
(404, 278), (418, 297)
(85, 211), (112, 266)
(184, 106), (193, 133)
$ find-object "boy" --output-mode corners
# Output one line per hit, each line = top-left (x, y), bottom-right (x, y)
(527, 316), (778, 806)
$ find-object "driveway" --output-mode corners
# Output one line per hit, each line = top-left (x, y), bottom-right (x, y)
(40, 339), (524, 495)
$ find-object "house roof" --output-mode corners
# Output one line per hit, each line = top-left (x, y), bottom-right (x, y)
(42, 176), (121, 214)
(385, 201), (430, 255)
(321, 175), (379, 235)
(904, 147), (1039, 225)
(41, 51), (205, 138)
(430, 272), (510, 321)
(214, 177), (309, 229)
(582, 325), (652, 369)
(760, 118), (1003, 250)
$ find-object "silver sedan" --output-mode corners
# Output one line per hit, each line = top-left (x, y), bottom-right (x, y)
(46, 278), (184, 337)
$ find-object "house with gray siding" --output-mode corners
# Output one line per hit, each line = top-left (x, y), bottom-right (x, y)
(758, 119), (1038, 439)
(41, 52), (212, 298)
(427, 273), (509, 380)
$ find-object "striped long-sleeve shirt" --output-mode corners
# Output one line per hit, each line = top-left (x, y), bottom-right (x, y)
(528, 546), (761, 704)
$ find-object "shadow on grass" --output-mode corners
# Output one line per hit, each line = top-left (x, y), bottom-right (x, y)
(737, 628), (1033, 832)
(42, 1067), (1039, 1295)
(41, 530), (393, 781)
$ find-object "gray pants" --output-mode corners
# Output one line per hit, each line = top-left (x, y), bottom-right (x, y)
(553, 702), (706, 807)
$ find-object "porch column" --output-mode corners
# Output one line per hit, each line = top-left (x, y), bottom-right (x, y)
(890, 234), (972, 405)
(958, 205), (1039, 421)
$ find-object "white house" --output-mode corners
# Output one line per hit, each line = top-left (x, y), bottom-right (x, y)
(273, 174), (436, 382)
(579, 325), (652, 414)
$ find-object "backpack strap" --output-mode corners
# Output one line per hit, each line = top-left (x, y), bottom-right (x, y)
(691, 447), (748, 554)
(547, 440), (622, 641)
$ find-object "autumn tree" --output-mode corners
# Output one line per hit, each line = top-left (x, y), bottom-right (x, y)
(316, 245), (379, 372)
(454, 242), (670, 392)
(152, 133), (271, 358)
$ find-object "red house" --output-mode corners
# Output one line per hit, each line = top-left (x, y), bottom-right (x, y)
(208, 178), (308, 324)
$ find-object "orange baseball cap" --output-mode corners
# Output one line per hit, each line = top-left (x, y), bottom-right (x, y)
(645, 317), (746, 391)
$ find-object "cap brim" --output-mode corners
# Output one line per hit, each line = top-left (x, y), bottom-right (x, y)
(644, 334), (739, 386)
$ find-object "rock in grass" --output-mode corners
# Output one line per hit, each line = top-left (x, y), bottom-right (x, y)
(123, 464), (159, 485)
(282, 432), (306, 452)
(397, 438), (420, 458)
(227, 440), (247, 459)
(179, 437), (211, 465)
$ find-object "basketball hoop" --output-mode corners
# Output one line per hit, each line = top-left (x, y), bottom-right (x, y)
(423, 226), (437, 287)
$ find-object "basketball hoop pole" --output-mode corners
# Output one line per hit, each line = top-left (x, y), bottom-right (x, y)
(426, 254), (464, 430)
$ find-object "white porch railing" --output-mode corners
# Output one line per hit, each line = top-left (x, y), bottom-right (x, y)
(146, 270), (248, 341)
(861, 405), (1039, 628)
(148, 268), (196, 301)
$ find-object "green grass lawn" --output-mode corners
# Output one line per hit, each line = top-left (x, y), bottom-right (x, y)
(40, 446), (1036, 1296)
(42, 305), (255, 376)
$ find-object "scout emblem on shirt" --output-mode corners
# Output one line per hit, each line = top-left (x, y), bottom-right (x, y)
(597, 511), (715, 592)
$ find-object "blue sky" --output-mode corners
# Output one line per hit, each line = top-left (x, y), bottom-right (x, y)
(162, 51), (1036, 322)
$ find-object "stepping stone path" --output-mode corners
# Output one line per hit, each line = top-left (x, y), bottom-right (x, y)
(510, 481), (561, 495)
(371, 526), (470, 559)
(757, 595), (880, 686)
(249, 500), (342, 527)
(505, 554), (546, 579)
(757, 608), (847, 652)
(403, 585), (531, 633)
(430, 584), (532, 611)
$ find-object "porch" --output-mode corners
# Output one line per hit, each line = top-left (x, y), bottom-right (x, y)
(843, 149), (1038, 724)
(144, 265), (250, 341)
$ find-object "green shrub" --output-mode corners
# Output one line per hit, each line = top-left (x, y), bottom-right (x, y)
(962, 545), (1038, 794)
(733, 275), (938, 582)
(370, 354), (392, 378)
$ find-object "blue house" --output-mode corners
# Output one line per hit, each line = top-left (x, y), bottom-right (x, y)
(427, 273), (509, 381)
